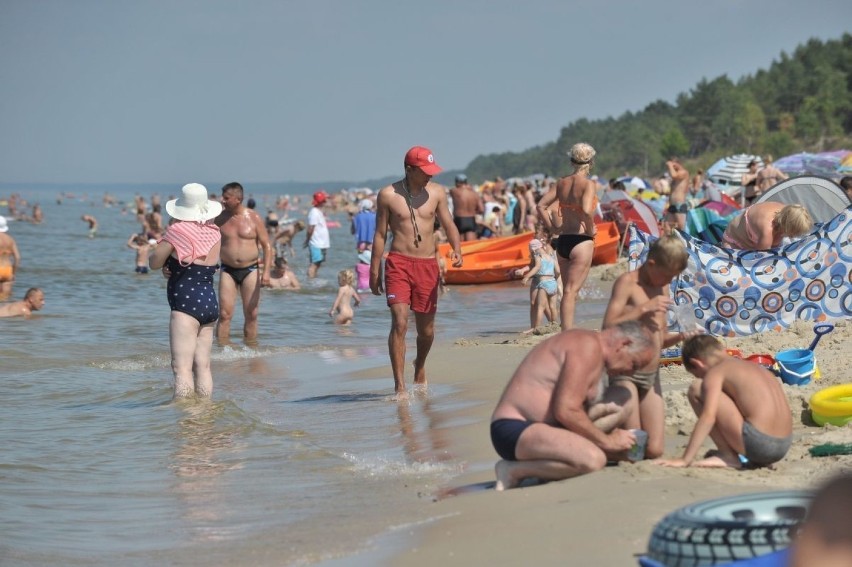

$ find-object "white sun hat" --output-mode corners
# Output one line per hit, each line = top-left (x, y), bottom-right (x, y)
(165, 183), (223, 222)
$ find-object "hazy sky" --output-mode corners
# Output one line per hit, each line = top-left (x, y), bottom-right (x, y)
(1, 1), (850, 185)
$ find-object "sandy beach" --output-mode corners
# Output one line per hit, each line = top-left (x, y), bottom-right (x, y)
(356, 260), (852, 566)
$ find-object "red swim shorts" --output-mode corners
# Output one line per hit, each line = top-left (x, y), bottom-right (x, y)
(384, 252), (440, 314)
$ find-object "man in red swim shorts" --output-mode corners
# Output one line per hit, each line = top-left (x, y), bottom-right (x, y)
(370, 146), (463, 394)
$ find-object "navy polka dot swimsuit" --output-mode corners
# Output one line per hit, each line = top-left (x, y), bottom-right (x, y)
(166, 256), (219, 325)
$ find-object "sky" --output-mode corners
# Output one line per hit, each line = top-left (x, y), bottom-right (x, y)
(1, 0), (850, 186)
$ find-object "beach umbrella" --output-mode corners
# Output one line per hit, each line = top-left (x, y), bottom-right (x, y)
(840, 152), (852, 174)
(616, 176), (652, 191)
(774, 151), (846, 178)
(705, 154), (763, 188)
(600, 189), (661, 238)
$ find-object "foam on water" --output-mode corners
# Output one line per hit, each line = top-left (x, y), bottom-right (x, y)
(1, 188), (612, 565)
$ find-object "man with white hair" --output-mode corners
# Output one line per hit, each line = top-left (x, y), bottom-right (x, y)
(491, 321), (656, 490)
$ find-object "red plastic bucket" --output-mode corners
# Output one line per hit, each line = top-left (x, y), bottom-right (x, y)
(746, 354), (776, 368)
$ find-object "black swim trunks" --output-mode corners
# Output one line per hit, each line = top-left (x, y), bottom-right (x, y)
(552, 234), (594, 260)
(667, 202), (688, 214)
(222, 263), (258, 285)
(491, 418), (534, 461)
(454, 216), (477, 234)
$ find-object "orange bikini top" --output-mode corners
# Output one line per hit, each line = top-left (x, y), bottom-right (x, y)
(559, 195), (598, 216)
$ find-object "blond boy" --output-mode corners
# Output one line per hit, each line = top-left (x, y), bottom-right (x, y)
(602, 234), (692, 459)
(658, 335), (792, 469)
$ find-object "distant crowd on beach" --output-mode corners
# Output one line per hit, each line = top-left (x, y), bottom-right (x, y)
(4, 145), (852, 503)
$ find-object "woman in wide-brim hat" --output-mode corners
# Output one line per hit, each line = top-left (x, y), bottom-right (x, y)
(150, 183), (223, 399)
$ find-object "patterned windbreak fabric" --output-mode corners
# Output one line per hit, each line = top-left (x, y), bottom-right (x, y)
(628, 207), (852, 337)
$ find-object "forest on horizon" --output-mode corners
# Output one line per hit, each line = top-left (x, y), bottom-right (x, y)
(463, 34), (852, 183)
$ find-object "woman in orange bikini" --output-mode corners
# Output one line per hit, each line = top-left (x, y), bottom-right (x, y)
(0, 215), (21, 300)
(537, 142), (598, 330)
(721, 202), (812, 250)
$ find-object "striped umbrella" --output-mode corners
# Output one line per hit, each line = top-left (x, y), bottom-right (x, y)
(705, 154), (763, 188)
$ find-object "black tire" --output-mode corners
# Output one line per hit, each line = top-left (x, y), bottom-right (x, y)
(646, 490), (812, 566)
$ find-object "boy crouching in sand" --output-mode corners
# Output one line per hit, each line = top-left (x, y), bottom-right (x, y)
(657, 335), (792, 469)
(602, 234), (694, 459)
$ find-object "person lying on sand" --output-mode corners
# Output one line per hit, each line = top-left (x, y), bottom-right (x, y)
(656, 335), (792, 469)
(490, 321), (655, 490)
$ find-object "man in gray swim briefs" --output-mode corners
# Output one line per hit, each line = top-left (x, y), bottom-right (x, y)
(490, 321), (656, 490)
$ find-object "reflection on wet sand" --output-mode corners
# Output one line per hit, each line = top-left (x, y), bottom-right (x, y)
(396, 389), (452, 464)
(170, 400), (244, 539)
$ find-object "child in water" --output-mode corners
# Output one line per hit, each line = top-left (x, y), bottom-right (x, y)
(329, 269), (361, 325)
(126, 233), (154, 274)
(521, 237), (560, 333)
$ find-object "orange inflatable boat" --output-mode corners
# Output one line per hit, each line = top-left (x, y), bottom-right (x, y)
(439, 233), (534, 285)
(592, 221), (620, 266)
(439, 223), (621, 285)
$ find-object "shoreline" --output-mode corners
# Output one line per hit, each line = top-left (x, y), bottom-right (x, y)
(317, 260), (852, 566)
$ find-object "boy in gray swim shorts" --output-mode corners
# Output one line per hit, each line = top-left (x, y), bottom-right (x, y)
(656, 335), (793, 469)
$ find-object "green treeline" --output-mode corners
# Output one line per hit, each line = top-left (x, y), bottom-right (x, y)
(465, 34), (852, 182)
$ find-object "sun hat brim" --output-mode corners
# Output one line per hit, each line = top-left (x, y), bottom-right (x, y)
(165, 198), (223, 222)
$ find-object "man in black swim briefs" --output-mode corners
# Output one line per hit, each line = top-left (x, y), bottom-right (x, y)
(490, 321), (655, 490)
(449, 173), (483, 241)
(665, 158), (690, 232)
(215, 182), (273, 342)
(221, 263), (257, 285)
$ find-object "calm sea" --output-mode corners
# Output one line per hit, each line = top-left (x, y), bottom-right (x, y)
(0, 185), (609, 566)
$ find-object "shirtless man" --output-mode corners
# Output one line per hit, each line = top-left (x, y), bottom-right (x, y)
(215, 182), (272, 342)
(0, 216), (21, 300)
(490, 321), (656, 490)
(370, 146), (463, 394)
(0, 287), (45, 318)
(268, 256), (300, 290)
(665, 158), (690, 232)
(449, 174), (482, 241)
(81, 214), (98, 238)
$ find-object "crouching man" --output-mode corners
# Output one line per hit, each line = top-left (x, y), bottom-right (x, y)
(490, 321), (655, 490)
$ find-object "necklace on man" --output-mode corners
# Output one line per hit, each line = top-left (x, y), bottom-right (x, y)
(401, 179), (422, 247)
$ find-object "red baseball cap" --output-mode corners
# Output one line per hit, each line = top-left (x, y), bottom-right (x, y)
(313, 190), (328, 205)
(404, 146), (442, 176)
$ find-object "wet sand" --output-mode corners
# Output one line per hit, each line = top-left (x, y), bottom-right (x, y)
(369, 260), (852, 566)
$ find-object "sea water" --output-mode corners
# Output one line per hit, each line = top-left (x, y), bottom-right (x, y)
(0, 186), (608, 566)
